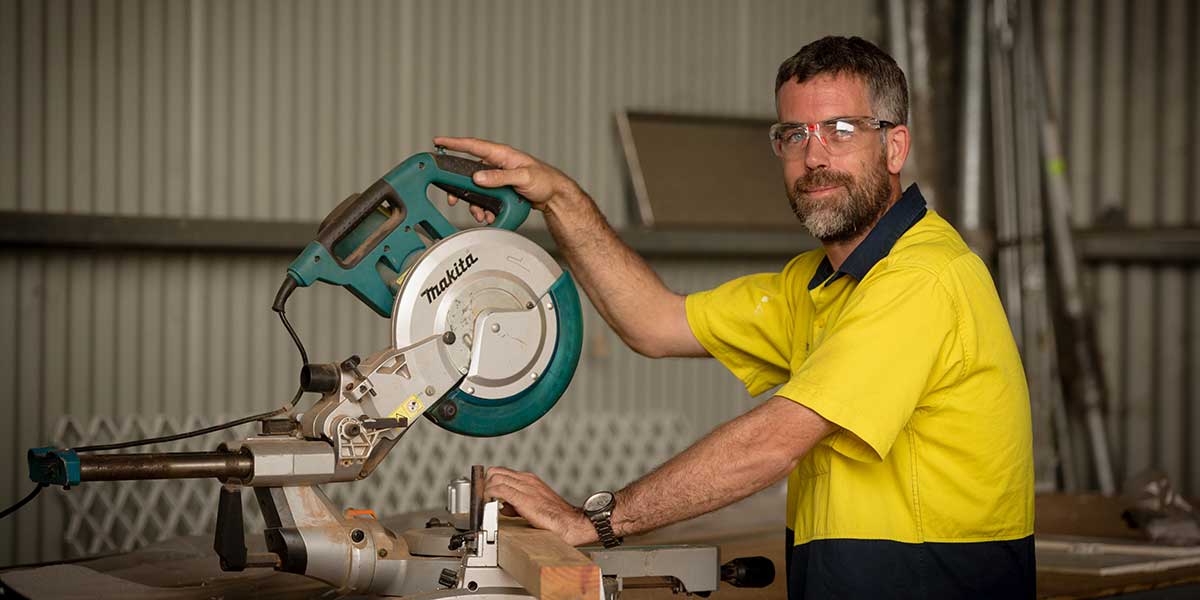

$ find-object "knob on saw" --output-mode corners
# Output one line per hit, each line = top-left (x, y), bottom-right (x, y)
(721, 556), (776, 588)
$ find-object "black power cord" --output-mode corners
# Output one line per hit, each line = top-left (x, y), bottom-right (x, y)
(75, 278), (312, 453)
(72, 390), (302, 453)
(1, 484), (47, 519)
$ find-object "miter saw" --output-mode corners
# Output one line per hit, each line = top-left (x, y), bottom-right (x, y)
(25, 149), (772, 598)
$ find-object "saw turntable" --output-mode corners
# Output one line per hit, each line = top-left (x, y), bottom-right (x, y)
(24, 149), (773, 598)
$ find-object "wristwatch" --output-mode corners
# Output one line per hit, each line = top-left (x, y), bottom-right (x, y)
(582, 491), (621, 548)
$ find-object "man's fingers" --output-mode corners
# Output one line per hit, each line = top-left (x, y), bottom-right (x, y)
(487, 471), (552, 502)
(486, 471), (530, 492)
(472, 166), (534, 190)
(446, 194), (491, 223)
(433, 136), (530, 169)
(486, 482), (521, 507)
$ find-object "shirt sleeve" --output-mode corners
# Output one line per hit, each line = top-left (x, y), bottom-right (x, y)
(685, 271), (796, 396)
(778, 267), (962, 463)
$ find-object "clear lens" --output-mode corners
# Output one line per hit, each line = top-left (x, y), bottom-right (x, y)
(769, 117), (885, 158)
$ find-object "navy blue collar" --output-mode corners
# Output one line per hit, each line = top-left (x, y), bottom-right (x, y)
(807, 184), (928, 290)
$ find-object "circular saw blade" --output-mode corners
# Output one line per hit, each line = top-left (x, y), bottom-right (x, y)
(391, 227), (564, 404)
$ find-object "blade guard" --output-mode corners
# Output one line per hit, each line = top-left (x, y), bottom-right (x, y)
(425, 271), (583, 437)
(286, 152), (531, 317)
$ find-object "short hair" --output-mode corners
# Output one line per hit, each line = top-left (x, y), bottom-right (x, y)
(775, 36), (909, 125)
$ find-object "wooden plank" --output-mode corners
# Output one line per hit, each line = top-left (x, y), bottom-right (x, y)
(498, 518), (601, 600)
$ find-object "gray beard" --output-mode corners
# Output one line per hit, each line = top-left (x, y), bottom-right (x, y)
(787, 158), (892, 243)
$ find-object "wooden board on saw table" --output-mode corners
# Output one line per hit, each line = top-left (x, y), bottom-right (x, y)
(498, 517), (601, 600)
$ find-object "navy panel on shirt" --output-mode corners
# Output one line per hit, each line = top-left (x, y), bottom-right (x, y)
(785, 529), (1036, 599)
(808, 183), (929, 290)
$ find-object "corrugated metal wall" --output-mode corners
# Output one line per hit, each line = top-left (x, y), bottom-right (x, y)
(1036, 0), (1200, 493)
(0, 0), (876, 224)
(0, 0), (879, 565)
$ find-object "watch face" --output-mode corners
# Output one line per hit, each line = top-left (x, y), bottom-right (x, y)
(584, 491), (614, 513)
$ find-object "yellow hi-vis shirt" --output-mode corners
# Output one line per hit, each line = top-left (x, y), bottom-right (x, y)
(686, 185), (1034, 597)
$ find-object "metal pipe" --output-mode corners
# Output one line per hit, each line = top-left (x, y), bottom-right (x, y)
(78, 451), (254, 482)
(957, 0), (987, 251)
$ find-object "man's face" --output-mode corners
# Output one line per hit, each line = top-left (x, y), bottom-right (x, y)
(775, 74), (897, 243)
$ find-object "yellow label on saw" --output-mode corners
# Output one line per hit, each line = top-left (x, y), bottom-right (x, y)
(389, 394), (425, 421)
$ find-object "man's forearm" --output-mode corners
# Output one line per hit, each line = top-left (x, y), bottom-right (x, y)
(542, 190), (682, 356)
(606, 397), (834, 538)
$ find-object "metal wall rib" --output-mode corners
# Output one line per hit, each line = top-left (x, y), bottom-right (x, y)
(0, 0), (877, 565)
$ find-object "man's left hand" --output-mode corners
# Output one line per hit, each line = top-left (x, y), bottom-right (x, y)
(484, 467), (596, 546)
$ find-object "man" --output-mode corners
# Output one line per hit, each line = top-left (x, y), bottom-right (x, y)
(435, 36), (1034, 598)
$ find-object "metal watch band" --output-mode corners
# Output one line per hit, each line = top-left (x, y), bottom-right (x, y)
(588, 512), (621, 548)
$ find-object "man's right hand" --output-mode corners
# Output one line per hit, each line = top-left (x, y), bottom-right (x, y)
(432, 136), (585, 223)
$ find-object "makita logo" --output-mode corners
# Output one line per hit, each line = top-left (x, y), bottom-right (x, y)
(421, 253), (479, 304)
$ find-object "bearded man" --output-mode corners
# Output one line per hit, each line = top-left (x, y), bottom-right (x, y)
(435, 35), (1035, 599)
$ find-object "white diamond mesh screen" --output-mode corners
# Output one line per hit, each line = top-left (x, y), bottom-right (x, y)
(49, 411), (694, 559)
